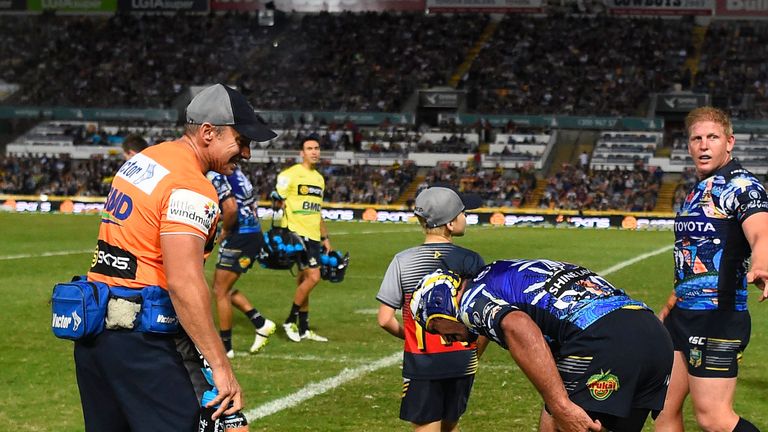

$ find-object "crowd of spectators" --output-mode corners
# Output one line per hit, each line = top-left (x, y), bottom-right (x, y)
(421, 162), (537, 208)
(0, 154), (417, 206)
(1, 13), (279, 109)
(240, 12), (489, 112)
(7, 12), (768, 118)
(463, 14), (694, 116)
(0, 12), (750, 118)
(0, 12), (487, 113)
(694, 21), (768, 119)
(0, 154), (120, 197)
(539, 164), (662, 212)
(322, 160), (418, 204)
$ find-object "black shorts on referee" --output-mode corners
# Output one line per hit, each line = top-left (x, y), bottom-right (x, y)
(556, 308), (673, 424)
(295, 235), (323, 270)
(664, 307), (750, 378)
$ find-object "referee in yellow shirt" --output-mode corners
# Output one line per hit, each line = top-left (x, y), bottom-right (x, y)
(274, 138), (332, 342)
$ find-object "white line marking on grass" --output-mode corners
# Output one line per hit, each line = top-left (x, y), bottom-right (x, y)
(235, 353), (371, 364)
(597, 245), (674, 276)
(241, 243), (674, 421)
(354, 308), (379, 315)
(244, 351), (401, 422)
(331, 225), (497, 236)
(331, 228), (417, 236)
(0, 249), (92, 261)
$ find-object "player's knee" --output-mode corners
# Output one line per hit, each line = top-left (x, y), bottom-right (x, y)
(306, 269), (322, 285)
(694, 410), (737, 432)
(214, 286), (230, 299)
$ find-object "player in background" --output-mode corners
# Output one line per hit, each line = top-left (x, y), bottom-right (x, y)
(121, 133), (149, 160)
(655, 107), (768, 432)
(412, 260), (674, 432)
(377, 186), (485, 432)
(208, 167), (276, 358)
(274, 138), (332, 342)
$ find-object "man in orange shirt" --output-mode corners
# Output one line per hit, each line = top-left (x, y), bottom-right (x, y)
(77, 83), (276, 431)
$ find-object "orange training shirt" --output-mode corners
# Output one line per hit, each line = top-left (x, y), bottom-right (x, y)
(87, 140), (220, 289)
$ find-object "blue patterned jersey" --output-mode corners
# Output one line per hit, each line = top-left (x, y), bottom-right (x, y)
(458, 259), (649, 350)
(674, 160), (768, 311)
(206, 168), (261, 235)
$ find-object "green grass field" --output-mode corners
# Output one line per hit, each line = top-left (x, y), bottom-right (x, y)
(2, 213), (766, 431)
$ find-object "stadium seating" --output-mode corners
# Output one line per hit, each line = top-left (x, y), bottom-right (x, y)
(461, 14), (693, 116)
(540, 164), (662, 212)
(590, 132), (663, 171)
(670, 132), (768, 171)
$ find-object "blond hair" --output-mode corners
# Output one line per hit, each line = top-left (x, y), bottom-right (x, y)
(685, 106), (733, 137)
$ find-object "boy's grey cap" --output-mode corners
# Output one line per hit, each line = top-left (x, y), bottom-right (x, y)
(186, 83), (277, 143)
(414, 186), (482, 228)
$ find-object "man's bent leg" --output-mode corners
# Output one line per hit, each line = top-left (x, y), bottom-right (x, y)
(689, 376), (740, 432)
(654, 351), (690, 432)
(293, 267), (321, 309)
(231, 290), (255, 314)
(213, 269), (240, 331)
(213, 269), (240, 355)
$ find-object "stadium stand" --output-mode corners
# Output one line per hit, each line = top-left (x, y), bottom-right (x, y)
(670, 132), (768, 171)
(6, 11), (768, 213)
(539, 164), (663, 212)
(693, 21), (768, 119)
(0, 12), (697, 116)
(461, 14), (694, 116)
(420, 162), (537, 208)
(590, 131), (663, 171)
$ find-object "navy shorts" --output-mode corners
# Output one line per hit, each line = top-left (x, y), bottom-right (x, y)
(295, 236), (322, 270)
(556, 308), (673, 420)
(75, 330), (199, 432)
(399, 375), (474, 424)
(664, 307), (751, 378)
(216, 232), (264, 274)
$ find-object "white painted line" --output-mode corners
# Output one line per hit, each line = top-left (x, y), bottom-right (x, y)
(0, 249), (92, 261)
(332, 228), (418, 236)
(244, 351), (401, 422)
(597, 244), (673, 276)
(354, 308), (379, 315)
(235, 353), (370, 364)
(330, 225), (496, 236)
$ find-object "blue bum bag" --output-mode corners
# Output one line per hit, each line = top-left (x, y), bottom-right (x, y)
(51, 276), (109, 341)
(51, 277), (179, 341)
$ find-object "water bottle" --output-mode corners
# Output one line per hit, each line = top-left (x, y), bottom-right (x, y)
(320, 254), (329, 265)
(285, 244), (295, 254)
(329, 256), (338, 267)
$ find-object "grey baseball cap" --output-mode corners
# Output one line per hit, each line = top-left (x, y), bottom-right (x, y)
(414, 186), (482, 228)
(185, 83), (277, 143)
